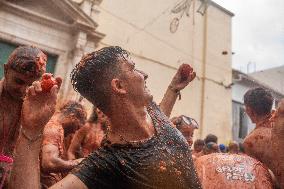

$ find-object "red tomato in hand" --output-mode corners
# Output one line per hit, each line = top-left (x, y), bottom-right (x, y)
(180, 64), (192, 80)
(41, 75), (57, 92)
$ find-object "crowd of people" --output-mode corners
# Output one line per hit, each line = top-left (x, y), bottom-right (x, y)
(0, 45), (284, 189)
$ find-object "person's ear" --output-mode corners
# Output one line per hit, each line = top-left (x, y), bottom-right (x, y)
(245, 106), (252, 116)
(111, 78), (126, 95)
(245, 106), (256, 121)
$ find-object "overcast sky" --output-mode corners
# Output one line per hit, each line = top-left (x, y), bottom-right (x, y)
(212, 0), (284, 73)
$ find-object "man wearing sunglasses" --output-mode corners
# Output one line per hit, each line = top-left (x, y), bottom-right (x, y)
(172, 115), (199, 147)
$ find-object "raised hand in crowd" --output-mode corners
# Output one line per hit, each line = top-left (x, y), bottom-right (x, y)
(9, 74), (62, 189)
(160, 64), (196, 117)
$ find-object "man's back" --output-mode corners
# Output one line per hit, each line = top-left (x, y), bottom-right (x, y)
(195, 153), (273, 189)
(271, 105), (284, 188)
(243, 126), (273, 169)
(41, 117), (65, 188)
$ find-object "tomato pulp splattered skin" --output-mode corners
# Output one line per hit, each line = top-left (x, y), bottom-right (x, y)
(41, 74), (58, 92)
(81, 123), (105, 157)
(7, 46), (47, 77)
(0, 46), (47, 156)
(41, 101), (87, 188)
(243, 115), (273, 169)
(67, 122), (105, 160)
(0, 46), (47, 188)
(195, 153), (273, 189)
(180, 64), (192, 81)
(271, 101), (284, 188)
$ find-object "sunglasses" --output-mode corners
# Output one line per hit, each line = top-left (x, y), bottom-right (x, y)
(176, 115), (199, 129)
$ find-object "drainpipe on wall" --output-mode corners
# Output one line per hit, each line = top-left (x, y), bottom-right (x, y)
(199, 6), (208, 139)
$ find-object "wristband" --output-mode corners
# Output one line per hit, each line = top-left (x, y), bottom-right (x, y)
(168, 85), (182, 100)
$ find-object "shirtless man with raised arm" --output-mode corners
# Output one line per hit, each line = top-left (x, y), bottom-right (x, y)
(41, 101), (87, 188)
(0, 46), (52, 187)
(9, 73), (61, 189)
(0, 46), (47, 157)
(10, 46), (201, 189)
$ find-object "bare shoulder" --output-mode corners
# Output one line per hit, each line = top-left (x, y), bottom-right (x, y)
(44, 118), (63, 134)
(244, 128), (272, 164)
(42, 119), (64, 148)
(244, 127), (271, 146)
(49, 174), (88, 189)
(195, 153), (273, 189)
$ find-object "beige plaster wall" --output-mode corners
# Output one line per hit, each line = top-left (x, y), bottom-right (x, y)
(0, 0), (233, 142)
(94, 0), (233, 142)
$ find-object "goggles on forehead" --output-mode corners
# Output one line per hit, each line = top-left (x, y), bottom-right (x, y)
(176, 115), (199, 129)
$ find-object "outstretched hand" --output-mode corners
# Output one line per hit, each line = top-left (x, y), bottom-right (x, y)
(159, 64), (196, 117)
(169, 64), (196, 92)
(21, 73), (62, 136)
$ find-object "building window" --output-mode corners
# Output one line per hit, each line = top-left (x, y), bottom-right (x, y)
(0, 40), (58, 78)
(238, 107), (248, 139)
(232, 101), (250, 142)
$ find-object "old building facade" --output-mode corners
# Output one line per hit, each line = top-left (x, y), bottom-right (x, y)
(0, 0), (233, 142)
(0, 0), (104, 97)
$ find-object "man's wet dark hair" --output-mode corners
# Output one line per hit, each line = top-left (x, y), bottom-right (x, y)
(244, 87), (273, 116)
(71, 46), (129, 113)
(60, 101), (87, 124)
(204, 134), (218, 144)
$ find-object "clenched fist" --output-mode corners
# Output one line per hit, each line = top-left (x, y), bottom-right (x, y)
(169, 64), (196, 92)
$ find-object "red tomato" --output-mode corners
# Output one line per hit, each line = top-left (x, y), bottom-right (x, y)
(180, 64), (192, 80)
(42, 74), (50, 80)
(41, 76), (57, 92)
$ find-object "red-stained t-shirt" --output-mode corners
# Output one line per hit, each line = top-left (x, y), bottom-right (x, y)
(195, 153), (273, 189)
(72, 102), (201, 189)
